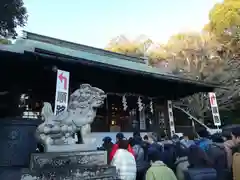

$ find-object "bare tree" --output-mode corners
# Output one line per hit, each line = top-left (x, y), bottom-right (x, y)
(105, 32), (240, 123)
(163, 32), (240, 122)
(105, 35), (153, 58)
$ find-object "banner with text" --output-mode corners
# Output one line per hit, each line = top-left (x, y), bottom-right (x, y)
(209, 92), (221, 126)
(167, 100), (175, 136)
(54, 69), (70, 115)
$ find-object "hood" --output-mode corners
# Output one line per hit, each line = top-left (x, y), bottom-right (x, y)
(150, 142), (163, 151)
(133, 136), (142, 145)
(133, 144), (142, 152)
(151, 160), (165, 166)
(175, 156), (188, 165)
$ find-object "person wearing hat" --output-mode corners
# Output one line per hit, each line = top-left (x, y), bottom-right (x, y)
(131, 135), (149, 180)
(109, 132), (135, 162)
(101, 136), (113, 164)
(147, 132), (163, 154)
(98, 137), (113, 150)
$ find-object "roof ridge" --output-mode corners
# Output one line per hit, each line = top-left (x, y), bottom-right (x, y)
(23, 31), (146, 64)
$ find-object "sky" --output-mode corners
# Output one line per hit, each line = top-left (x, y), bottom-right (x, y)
(21, 0), (223, 48)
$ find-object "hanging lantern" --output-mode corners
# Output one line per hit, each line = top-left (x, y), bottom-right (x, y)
(122, 95), (128, 111)
(150, 100), (153, 113)
(137, 97), (143, 111)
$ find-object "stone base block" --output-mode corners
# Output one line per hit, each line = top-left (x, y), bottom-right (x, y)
(21, 150), (118, 180)
(21, 165), (118, 180)
(30, 151), (107, 170)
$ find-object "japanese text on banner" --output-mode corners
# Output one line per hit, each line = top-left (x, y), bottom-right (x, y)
(54, 69), (70, 115)
(209, 92), (221, 126)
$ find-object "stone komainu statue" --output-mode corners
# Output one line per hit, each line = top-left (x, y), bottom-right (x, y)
(36, 84), (106, 148)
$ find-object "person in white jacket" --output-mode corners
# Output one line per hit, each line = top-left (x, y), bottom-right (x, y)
(111, 140), (136, 180)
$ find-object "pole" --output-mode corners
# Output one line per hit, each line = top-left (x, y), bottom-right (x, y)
(173, 105), (211, 131)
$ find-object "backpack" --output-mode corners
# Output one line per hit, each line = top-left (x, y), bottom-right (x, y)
(232, 144), (240, 155)
(163, 143), (177, 170)
(184, 168), (217, 180)
(205, 143), (228, 169)
(141, 142), (149, 161)
(196, 138), (211, 152)
(205, 143), (229, 180)
(133, 144), (149, 172)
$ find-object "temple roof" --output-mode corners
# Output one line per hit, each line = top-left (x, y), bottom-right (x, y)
(0, 31), (222, 98)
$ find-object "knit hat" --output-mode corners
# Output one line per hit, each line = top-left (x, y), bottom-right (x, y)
(102, 136), (112, 143)
(116, 132), (125, 140)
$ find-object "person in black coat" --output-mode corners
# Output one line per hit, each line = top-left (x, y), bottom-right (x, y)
(131, 135), (149, 180)
(98, 136), (113, 164)
(188, 145), (213, 168)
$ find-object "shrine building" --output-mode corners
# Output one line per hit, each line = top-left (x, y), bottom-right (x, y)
(0, 32), (219, 170)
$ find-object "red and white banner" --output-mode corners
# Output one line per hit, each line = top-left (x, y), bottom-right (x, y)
(54, 69), (70, 115)
(209, 92), (221, 126)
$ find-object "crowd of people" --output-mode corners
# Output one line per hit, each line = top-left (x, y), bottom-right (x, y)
(98, 127), (240, 180)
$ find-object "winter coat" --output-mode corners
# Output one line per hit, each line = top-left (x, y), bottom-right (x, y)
(111, 149), (136, 180)
(109, 143), (134, 162)
(196, 138), (212, 151)
(142, 141), (150, 160)
(224, 140), (236, 169)
(148, 142), (163, 155)
(180, 139), (195, 148)
(175, 156), (189, 180)
(132, 144), (150, 172)
(145, 161), (177, 180)
(161, 143), (178, 170)
(98, 142), (113, 164)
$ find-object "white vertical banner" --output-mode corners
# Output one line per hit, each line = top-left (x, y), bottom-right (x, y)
(54, 69), (70, 115)
(209, 92), (221, 126)
(167, 100), (175, 137)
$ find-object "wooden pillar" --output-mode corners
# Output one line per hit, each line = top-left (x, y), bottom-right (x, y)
(154, 102), (166, 139)
(106, 95), (110, 132)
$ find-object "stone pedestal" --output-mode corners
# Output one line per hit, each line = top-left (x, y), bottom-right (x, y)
(21, 151), (118, 180)
(45, 144), (97, 152)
